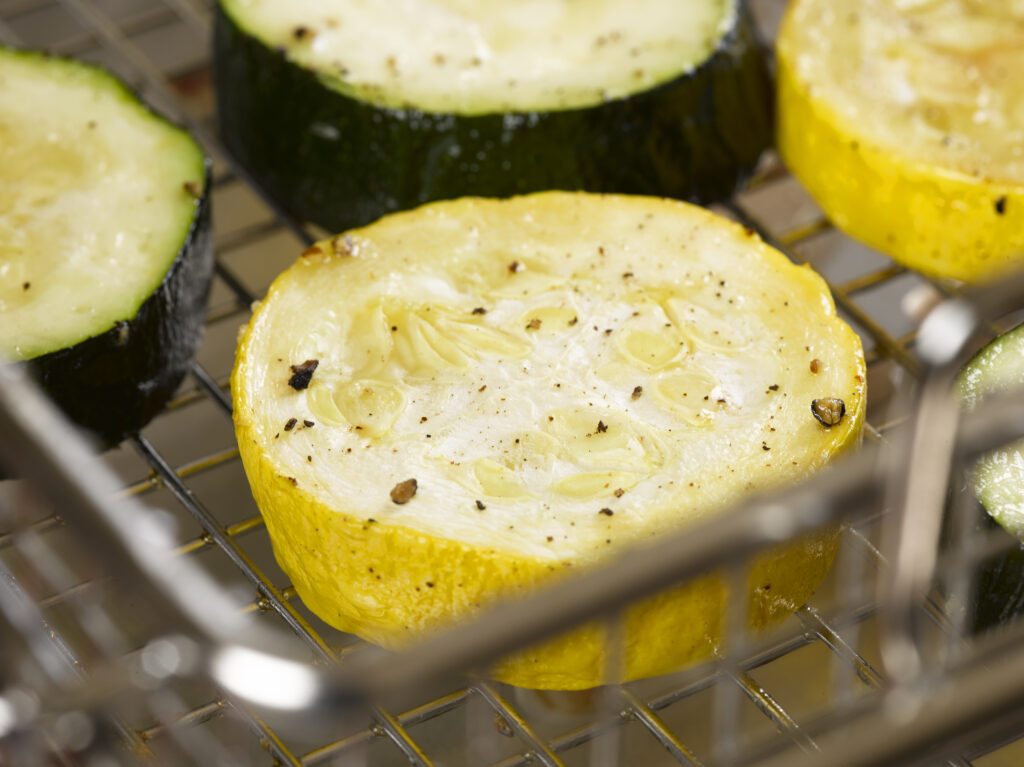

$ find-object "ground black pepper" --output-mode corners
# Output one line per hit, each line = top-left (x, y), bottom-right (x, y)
(811, 398), (846, 427)
(390, 478), (418, 504)
(288, 359), (319, 390)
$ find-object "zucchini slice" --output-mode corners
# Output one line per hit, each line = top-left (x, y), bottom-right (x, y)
(777, 0), (1024, 283)
(0, 48), (213, 446)
(233, 192), (865, 689)
(214, 0), (772, 233)
(958, 323), (1024, 541)
(957, 324), (1024, 630)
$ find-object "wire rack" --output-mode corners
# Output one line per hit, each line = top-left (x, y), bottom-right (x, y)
(4, 1), (1024, 766)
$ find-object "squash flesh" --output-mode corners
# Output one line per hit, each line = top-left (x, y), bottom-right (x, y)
(219, 0), (735, 114)
(0, 48), (205, 360)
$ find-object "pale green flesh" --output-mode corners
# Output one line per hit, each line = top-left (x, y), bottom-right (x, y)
(957, 323), (1024, 540)
(220, 0), (736, 114)
(0, 48), (205, 361)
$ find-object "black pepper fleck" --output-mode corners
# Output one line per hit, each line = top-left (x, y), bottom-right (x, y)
(996, 197), (1007, 215)
(284, 418), (298, 431)
(631, 385), (643, 400)
(476, 500), (486, 510)
(599, 508), (614, 516)
(811, 398), (846, 427)
(288, 359), (319, 390)
(329, 234), (356, 256)
(596, 420), (608, 433)
(390, 478), (418, 504)
(472, 307), (487, 315)
(303, 420), (315, 428)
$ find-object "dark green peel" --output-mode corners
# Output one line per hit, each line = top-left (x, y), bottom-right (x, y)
(214, 1), (772, 232)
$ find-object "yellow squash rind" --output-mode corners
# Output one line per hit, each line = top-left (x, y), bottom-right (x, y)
(776, 2), (1024, 284)
(233, 192), (865, 689)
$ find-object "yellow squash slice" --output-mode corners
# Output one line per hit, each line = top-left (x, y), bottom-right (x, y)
(232, 193), (865, 689)
(777, 0), (1024, 283)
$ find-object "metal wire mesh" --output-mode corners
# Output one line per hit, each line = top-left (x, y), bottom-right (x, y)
(3, 0), (1024, 766)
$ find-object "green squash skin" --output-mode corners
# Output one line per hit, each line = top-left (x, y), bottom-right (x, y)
(971, 516), (1024, 632)
(214, 2), (772, 232)
(954, 323), (1024, 632)
(24, 166), (214, 449)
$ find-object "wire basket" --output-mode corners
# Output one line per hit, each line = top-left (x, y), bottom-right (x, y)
(4, 1), (1024, 766)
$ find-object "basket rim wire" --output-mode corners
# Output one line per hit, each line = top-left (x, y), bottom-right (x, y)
(2, 0), (1024, 765)
(7, 287), (1024, 766)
